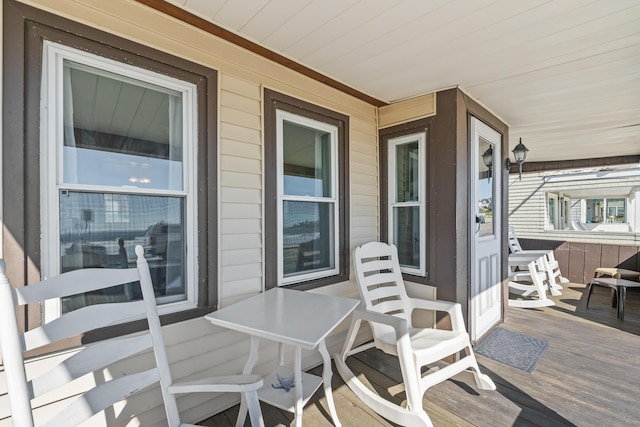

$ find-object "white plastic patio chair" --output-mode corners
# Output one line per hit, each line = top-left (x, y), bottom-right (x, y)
(508, 225), (568, 290)
(334, 242), (495, 427)
(0, 246), (264, 427)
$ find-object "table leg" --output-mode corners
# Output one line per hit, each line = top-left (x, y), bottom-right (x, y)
(294, 346), (303, 427)
(236, 335), (261, 427)
(617, 286), (626, 320)
(319, 339), (341, 427)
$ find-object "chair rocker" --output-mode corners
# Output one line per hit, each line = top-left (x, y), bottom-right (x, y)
(334, 242), (495, 427)
(0, 245), (264, 427)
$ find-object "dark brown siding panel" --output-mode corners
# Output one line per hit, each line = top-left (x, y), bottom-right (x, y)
(432, 89), (458, 302)
(618, 246), (639, 272)
(554, 242), (570, 279)
(583, 244), (602, 284)
(600, 245), (620, 272)
(2, 5), (26, 262)
(568, 242), (586, 284)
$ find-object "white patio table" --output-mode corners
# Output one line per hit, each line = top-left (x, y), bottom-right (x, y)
(205, 287), (359, 427)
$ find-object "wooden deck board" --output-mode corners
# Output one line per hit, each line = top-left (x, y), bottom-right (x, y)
(201, 282), (640, 426)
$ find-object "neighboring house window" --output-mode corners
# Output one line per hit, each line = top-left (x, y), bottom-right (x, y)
(388, 133), (426, 276)
(585, 198), (626, 223)
(545, 192), (630, 231)
(264, 90), (349, 289)
(546, 193), (558, 230)
(41, 42), (199, 319)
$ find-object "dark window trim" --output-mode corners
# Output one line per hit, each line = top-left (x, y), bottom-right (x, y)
(3, 0), (218, 347)
(379, 118), (433, 284)
(264, 89), (350, 291)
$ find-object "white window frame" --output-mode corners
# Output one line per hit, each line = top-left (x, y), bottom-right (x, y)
(40, 41), (198, 321)
(388, 133), (426, 276)
(546, 193), (559, 230)
(275, 110), (340, 286)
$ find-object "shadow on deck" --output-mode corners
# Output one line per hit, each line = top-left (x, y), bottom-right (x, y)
(201, 283), (640, 426)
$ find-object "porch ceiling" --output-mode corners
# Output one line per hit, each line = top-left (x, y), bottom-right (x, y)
(164, 0), (640, 163)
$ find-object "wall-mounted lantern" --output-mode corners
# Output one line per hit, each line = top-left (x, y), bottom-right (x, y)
(506, 138), (530, 180)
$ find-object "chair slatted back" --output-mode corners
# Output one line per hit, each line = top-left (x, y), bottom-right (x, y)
(508, 225), (523, 253)
(353, 242), (414, 339)
(0, 246), (181, 427)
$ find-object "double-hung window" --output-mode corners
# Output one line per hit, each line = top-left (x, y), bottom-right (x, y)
(388, 133), (426, 276)
(276, 111), (339, 285)
(40, 41), (198, 320)
(264, 89), (349, 289)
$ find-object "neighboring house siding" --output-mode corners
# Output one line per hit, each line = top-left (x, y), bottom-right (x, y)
(0, 0), (379, 426)
(509, 170), (640, 245)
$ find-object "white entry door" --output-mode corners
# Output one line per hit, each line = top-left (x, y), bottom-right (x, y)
(470, 117), (502, 341)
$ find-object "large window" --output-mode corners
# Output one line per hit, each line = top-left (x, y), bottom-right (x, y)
(388, 133), (426, 275)
(265, 90), (349, 289)
(41, 42), (198, 319)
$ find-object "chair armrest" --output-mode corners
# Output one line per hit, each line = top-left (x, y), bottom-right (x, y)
(168, 374), (263, 394)
(352, 307), (409, 336)
(407, 298), (465, 332)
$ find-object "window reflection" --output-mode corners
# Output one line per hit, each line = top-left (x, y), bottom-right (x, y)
(63, 61), (183, 191)
(283, 120), (332, 197)
(282, 201), (334, 277)
(478, 137), (494, 237)
(60, 191), (186, 313)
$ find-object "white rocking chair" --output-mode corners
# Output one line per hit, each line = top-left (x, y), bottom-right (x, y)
(0, 246), (264, 427)
(334, 242), (495, 427)
(508, 225), (568, 290)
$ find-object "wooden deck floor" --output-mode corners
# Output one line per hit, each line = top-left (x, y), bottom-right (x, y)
(201, 282), (640, 426)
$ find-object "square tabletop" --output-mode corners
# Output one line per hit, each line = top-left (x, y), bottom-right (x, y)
(205, 288), (360, 350)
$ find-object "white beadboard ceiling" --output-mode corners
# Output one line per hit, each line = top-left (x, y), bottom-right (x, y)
(166, 0), (640, 163)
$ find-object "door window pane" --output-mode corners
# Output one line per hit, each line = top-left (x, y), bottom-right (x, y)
(59, 191), (185, 313)
(477, 137), (494, 237)
(63, 61), (184, 191)
(283, 120), (332, 197)
(282, 201), (334, 278)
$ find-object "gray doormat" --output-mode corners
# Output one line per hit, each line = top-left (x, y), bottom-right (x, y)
(474, 328), (549, 373)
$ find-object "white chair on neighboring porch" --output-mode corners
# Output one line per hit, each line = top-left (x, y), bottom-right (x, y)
(508, 226), (567, 292)
(0, 246), (264, 427)
(334, 242), (495, 427)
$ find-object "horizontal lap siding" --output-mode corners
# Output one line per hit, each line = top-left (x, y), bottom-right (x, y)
(350, 115), (379, 252)
(2, 1), (380, 426)
(219, 74), (263, 304)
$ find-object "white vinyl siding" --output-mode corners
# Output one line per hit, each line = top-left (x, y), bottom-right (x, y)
(0, 1), (381, 426)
